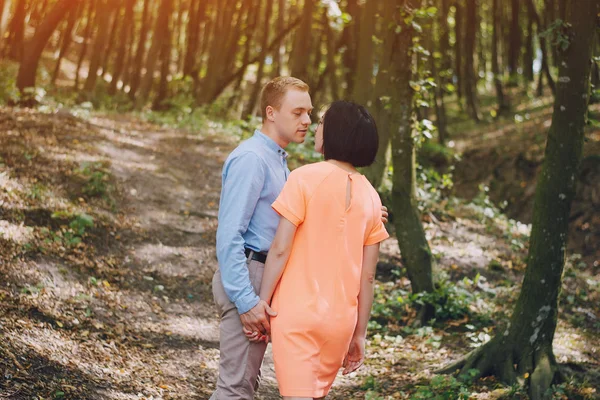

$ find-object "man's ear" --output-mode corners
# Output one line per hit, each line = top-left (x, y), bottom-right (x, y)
(265, 105), (276, 122)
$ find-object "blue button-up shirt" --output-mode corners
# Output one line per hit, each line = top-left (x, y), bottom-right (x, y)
(216, 130), (290, 314)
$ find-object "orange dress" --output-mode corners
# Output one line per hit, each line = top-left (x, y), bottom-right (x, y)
(270, 161), (389, 398)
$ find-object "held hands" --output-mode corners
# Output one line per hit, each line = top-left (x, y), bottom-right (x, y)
(240, 299), (277, 343)
(342, 335), (366, 375)
(380, 205), (388, 224)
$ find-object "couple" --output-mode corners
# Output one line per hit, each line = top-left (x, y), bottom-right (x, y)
(211, 77), (389, 399)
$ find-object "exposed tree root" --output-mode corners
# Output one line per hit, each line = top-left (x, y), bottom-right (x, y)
(436, 338), (560, 400)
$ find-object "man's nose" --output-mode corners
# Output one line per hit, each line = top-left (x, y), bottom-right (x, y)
(301, 113), (311, 125)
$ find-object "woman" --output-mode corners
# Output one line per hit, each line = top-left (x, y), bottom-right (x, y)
(257, 101), (389, 399)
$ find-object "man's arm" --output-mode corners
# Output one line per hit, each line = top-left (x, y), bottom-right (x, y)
(216, 152), (264, 314)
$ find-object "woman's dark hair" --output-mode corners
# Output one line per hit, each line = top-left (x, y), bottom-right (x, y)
(322, 101), (379, 168)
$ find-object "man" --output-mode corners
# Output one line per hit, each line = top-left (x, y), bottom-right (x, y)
(211, 77), (387, 399)
(211, 77), (313, 399)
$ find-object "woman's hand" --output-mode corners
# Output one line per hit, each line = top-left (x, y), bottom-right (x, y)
(342, 335), (366, 375)
(380, 205), (388, 224)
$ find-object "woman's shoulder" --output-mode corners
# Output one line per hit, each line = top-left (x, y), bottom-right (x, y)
(289, 161), (334, 180)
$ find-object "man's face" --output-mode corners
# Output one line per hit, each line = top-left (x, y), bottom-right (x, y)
(269, 89), (313, 148)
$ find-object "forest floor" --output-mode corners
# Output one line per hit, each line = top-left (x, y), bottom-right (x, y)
(0, 102), (599, 400)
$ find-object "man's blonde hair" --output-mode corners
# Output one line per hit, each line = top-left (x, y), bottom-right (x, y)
(260, 77), (309, 119)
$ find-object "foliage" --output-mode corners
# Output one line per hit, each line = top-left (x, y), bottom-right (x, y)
(74, 162), (112, 198)
(369, 273), (491, 331)
(0, 60), (20, 104)
(410, 370), (478, 399)
(539, 19), (572, 51)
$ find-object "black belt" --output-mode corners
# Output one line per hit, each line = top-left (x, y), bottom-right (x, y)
(244, 248), (268, 264)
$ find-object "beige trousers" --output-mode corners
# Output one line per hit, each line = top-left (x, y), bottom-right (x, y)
(210, 259), (267, 400)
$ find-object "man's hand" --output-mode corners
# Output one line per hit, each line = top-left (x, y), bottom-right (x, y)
(342, 335), (365, 375)
(243, 326), (270, 343)
(380, 205), (388, 224)
(240, 300), (277, 337)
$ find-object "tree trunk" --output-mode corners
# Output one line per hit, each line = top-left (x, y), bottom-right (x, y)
(17, 0), (77, 97)
(439, 4), (598, 399)
(151, 0), (173, 110)
(273, 0), (285, 76)
(101, 5), (121, 79)
(128, 0), (153, 99)
(74, 0), (95, 89)
(438, 0), (451, 82)
(289, 0), (315, 82)
(340, 0), (360, 98)
(523, 0), (535, 82)
(51, 2), (80, 85)
(492, 0), (509, 114)
(182, 0), (204, 78)
(362, 0), (396, 189)
(109, 0), (135, 94)
(351, 0), (377, 106)
(83, 0), (110, 93)
(508, 0), (521, 85)
(136, 0), (173, 107)
(454, 0), (464, 103)
(5, 0), (27, 61)
(390, 0), (435, 324)
(243, 0), (273, 118)
(464, 0), (480, 121)
(0, 0), (12, 45)
(528, 0), (556, 96)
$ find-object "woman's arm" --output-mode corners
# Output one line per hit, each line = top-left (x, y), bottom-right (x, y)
(343, 243), (380, 374)
(259, 217), (298, 305)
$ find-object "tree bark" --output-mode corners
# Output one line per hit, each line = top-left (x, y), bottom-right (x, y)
(464, 0), (480, 121)
(17, 0), (77, 96)
(101, 5), (121, 79)
(439, 4), (598, 399)
(151, 0), (174, 110)
(83, 0), (111, 93)
(527, 0), (555, 96)
(351, 0), (377, 106)
(182, 0), (206, 78)
(508, 0), (521, 85)
(340, 0), (360, 98)
(272, 0), (285, 76)
(74, 0), (96, 89)
(492, 0), (509, 114)
(136, 0), (173, 107)
(363, 0), (395, 188)
(5, 0), (27, 61)
(438, 0), (451, 82)
(0, 0), (12, 45)
(109, 0), (135, 94)
(454, 0), (464, 103)
(197, 14), (302, 106)
(128, 0), (153, 99)
(390, 0), (435, 324)
(243, 0), (273, 118)
(289, 0), (315, 82)
(523, 0), (535, 82)
(51, 2), (80, 85)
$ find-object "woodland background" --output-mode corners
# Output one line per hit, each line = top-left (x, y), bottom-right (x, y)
(0, 0), (599, 399)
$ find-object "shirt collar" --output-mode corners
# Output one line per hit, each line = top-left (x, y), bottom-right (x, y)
(254, 129), (288, 159)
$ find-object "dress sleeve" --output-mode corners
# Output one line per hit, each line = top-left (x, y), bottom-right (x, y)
(272, 170), (306, 226)
(365, 189), (389, 245)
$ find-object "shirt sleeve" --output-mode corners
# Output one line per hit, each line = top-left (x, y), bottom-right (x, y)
(272, 169), (306, 227)
(365, 190), (389, 246)
(216, 152), (263, 314)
